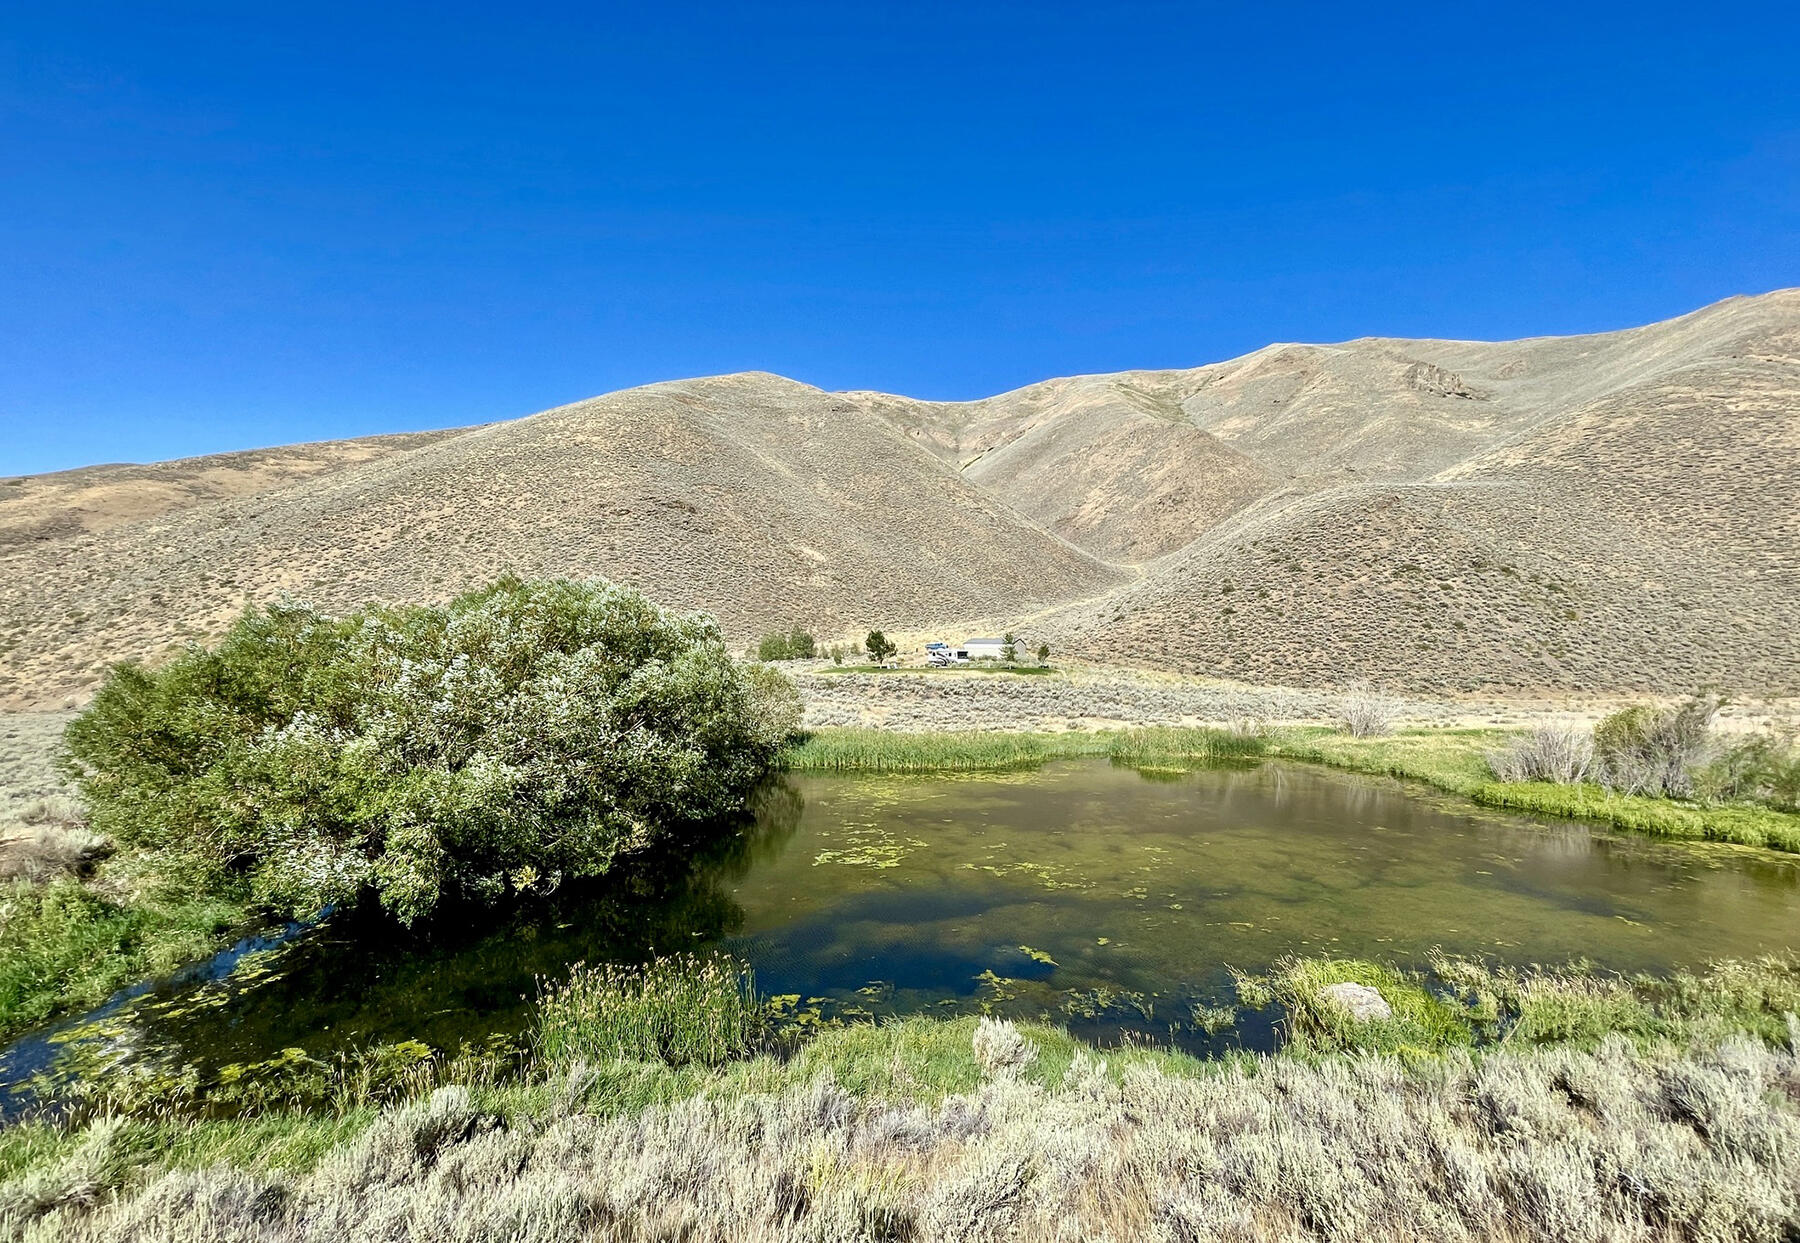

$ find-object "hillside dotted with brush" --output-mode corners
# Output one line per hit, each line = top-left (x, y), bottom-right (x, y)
(3, 290), (1797, 707)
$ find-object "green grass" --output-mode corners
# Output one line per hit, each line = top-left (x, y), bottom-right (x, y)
(1240, 956), (1472, 1055)
(785, 726), (1264, 773)
(1271, 727), (1800, 853)
(0, 878), (244, 1042)
(1267, 726), (1498, 794)
(534, 954), (762, 1069)
(785, 729), (1102, 771)
(1470, 780), (1800, 850)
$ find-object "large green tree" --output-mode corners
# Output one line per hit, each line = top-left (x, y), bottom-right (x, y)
(64, 577), (800, 924)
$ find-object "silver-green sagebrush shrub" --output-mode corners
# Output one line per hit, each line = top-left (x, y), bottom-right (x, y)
(62, 577), (800, 924)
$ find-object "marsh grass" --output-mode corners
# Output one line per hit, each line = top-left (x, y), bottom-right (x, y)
(785, 727), (1263, 773)
(1103, 726), (1267, 767)
(1272, 727), (1800, 853)
(0, 879), (243, 1041)
(785, 729), (1091, 772)
(1470, 779), (1800, 851)
(1246, 957), (1472, 1055)
(534, 954), (762, 1069)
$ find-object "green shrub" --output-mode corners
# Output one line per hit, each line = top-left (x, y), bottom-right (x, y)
(63, 577), (796, 925)
(864, 630), (897, 663)
(535, 954), (760, 1068)
(754, 628), (816, 662)
(1696, 729), (1800, 812)
(1592, 693), (1720, 797)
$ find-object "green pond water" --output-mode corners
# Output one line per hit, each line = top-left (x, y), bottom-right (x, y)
(8, 758), (1800, 1098)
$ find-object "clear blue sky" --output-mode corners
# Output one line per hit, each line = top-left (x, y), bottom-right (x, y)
(4, 2), (1797, 475)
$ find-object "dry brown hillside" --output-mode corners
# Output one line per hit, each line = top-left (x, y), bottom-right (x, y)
(0, 429), (468, 549)
(1039, 291), (1800, 693)
(2, 291), (1795, 706)
(0, 374), (1124, 706)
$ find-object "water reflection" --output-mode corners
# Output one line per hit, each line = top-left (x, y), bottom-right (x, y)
(6, 759), (1799, 1093)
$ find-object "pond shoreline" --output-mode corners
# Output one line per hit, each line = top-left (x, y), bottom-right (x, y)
(787, 725), (1800, 854)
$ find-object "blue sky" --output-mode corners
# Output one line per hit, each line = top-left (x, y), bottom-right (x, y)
(4, 2), (1797, 475)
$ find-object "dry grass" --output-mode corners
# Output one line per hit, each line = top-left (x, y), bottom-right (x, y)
(1488, 724), (1596, 784)
(7, 1020), (1799, 1242)
(0, 714), (86, 883)
(796, 668), (1481, 733)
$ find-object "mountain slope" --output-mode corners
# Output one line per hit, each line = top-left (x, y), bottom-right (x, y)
(0, 373), (1125, 707)
(2, 291), (1795, 706)
(1039, 291), (1800, 693)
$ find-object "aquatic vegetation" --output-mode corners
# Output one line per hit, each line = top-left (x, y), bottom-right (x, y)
(1188, 1002), (1237, 1034)
(811, 825), (930, 868)
(961, 858), (1093, 892)
(1060, 985), (1155, 1024)
(785, 726), (1262, 773)
(534, 954), (762, 1069)
(0, 878), (243, 1042)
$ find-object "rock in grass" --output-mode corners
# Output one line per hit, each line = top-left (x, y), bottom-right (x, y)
(1320, 981), (1393, 1022)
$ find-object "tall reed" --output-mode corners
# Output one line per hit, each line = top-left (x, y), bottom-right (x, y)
(784, 727), (1265, 773)
(535, 953), (761, 1068)
(1104, 727), (1267, 766)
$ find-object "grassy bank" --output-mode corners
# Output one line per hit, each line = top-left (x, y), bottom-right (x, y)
(784, 726), (1265, 772)
(1272, 727), (1800, 852)
(786, 724), (1800, 852)
(6, 953), (1799, 1241)
(0, 879), (244, 1042)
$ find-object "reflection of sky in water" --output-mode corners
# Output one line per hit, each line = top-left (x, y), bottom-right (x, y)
(10, 759), (1800, 1093)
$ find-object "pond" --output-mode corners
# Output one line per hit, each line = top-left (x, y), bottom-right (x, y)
(7, 758), (1800, 1104)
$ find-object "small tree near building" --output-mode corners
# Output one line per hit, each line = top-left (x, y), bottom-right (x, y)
(865, 631), (898, 664)
(1000, 632), (1019, 664)
(1036, 643), (1050, 667)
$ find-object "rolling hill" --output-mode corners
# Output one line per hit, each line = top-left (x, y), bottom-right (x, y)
(2, 291), (1795, 707)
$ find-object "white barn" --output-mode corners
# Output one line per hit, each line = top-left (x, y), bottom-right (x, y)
(961, 637), (1008, 660)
